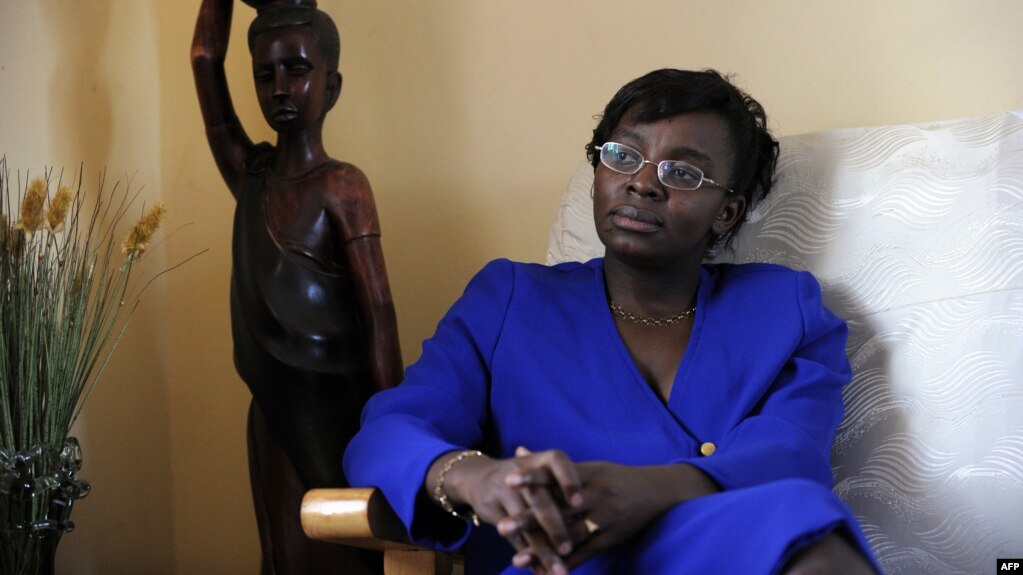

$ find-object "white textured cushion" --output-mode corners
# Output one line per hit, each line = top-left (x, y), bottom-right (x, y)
(546, 160), (603, 265)
(547, 112), (1023, 574)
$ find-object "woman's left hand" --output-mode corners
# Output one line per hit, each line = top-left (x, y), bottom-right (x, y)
(561, 460), (675, 569)
(505, 449), (719, 573)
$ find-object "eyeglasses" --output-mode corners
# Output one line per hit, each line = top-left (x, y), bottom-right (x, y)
(597, 141), (734, 194)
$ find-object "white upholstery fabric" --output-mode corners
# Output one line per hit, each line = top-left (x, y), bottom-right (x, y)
(546, 112), (1023, 574)
(547, 160), (604, 265)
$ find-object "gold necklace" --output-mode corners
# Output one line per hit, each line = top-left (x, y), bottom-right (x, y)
(609, 299), (696, 327)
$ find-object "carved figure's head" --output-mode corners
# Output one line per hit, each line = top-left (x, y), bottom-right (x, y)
(247, 3), (342, 133)
(247, 2), (340, 74)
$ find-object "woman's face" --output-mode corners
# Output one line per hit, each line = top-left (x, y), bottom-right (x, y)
(251, 27), (338, 134)
(592, 110), (746, 267)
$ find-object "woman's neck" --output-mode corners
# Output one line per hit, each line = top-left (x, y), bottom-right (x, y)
(603, 254), (703, 318)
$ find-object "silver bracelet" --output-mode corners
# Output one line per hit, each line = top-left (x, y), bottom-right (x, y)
(433, 449), (484, 527)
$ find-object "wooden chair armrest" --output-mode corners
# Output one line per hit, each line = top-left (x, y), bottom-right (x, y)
(301, 488), (461, 575)
(301, 487), (419, 551)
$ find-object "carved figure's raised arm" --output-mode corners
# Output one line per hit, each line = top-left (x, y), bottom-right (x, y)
(191, 0), (254, 196)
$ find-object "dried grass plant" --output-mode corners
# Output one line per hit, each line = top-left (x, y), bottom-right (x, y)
(0, 156), (176, 453)
(0, 155), (203, 571)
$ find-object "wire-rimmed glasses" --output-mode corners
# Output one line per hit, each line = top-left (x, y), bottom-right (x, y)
(597, 141), (734, 194)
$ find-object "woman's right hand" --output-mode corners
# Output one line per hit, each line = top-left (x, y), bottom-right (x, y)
(428, 448), (584, 575)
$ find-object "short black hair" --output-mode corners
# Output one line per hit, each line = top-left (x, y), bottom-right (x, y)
(247, 4), (341, 72)
(586, 68), (778, 252)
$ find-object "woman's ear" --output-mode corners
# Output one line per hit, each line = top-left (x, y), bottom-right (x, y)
(712, 194), (747, 236)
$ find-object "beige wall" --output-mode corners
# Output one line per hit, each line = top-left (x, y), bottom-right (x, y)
(1, 1), (1021, 572)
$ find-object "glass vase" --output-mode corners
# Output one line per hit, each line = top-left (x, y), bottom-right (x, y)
(0, 437), (91, 575)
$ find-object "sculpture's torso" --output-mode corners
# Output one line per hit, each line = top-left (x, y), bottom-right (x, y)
(230, 144), (373, 487)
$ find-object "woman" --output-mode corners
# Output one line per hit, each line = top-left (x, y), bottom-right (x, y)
(344, 69), (879, 574)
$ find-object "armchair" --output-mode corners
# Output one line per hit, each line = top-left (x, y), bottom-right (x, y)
(302, 111), (1023, 575)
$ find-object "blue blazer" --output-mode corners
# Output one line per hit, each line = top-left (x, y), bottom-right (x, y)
(345, 259), (875, 574)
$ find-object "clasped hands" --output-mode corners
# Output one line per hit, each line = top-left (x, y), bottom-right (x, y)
(438, 446), (677, 575)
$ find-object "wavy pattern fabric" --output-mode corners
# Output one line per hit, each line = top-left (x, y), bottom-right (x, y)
(547, 112), (1023, 574)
